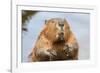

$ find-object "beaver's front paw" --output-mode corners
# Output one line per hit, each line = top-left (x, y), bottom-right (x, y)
(47, 49), (57, 56)
(63, 43), (74, 56)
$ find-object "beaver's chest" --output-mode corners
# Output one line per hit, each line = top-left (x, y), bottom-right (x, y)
(51, 43), (73, 60)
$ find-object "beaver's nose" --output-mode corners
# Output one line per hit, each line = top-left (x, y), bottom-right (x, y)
(59, 32), (64, 41)
(59, 24), (64, 27)
(60, 32), (64, 36)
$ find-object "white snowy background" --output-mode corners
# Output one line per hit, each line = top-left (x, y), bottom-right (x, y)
(22, 11), (90, 62)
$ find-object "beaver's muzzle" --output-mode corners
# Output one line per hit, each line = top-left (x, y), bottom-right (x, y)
(59, 32), (64, 41)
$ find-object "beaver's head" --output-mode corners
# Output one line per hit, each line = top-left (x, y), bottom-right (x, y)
(42, 18), (71, 43)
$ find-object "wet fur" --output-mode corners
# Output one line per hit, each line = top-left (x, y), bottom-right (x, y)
(29, 18), (79, 61)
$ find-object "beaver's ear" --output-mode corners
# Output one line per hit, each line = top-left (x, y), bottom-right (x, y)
(64, 18), (70, 28)
(64, 18), (67, 24)
(64, 18), (69, 24)
(45, 20), (48, 25)
(64, 18), (66, 22)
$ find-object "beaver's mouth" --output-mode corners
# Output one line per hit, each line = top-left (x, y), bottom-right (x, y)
(54, 36), (65, 43)
(58, 32), (65, 41)
(60, 36), (64, 41)
(57, 36), (64, 41)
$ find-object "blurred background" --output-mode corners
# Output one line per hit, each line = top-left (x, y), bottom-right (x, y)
(22, 10), (90, 62)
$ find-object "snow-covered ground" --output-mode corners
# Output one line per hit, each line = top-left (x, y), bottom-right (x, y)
(22, 11), (90, 62)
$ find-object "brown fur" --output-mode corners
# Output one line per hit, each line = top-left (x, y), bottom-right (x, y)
(29, 18), (79, 61)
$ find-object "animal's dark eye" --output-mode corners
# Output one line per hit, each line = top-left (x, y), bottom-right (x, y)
(51, 21), (55, 23)
(59, 24), (64, 26)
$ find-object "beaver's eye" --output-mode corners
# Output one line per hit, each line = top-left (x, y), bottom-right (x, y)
(51, 21), (55, 23)
(59, 24), (64, 27)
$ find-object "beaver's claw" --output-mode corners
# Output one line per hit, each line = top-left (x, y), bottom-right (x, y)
(47, 49), (57, 56)
(63, 44), (73, 56)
